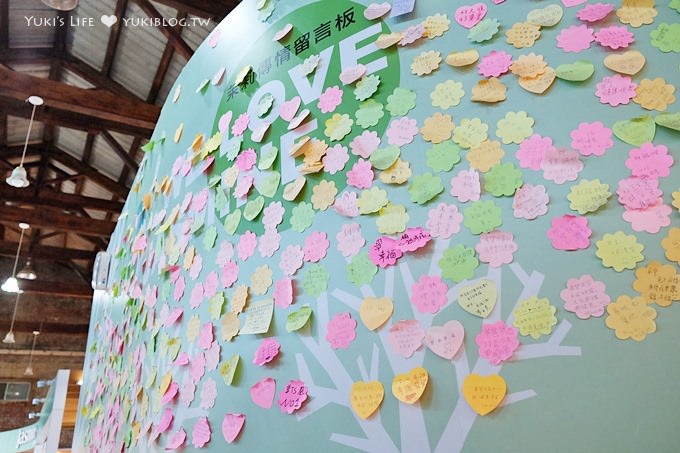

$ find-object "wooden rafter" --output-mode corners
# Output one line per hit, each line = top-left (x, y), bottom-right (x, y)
(101, 130), (139, 172)
(0, 320), (88, 335)
(15, 278), (92, 298)
(0, 206), (116, 237)
(61, 57), (141, 102)
(74, 134), (95, 195)
(0, 66), (160, 135)
(1, 186), (125, 213)
(0, 0), (9, 51)
(135, 0), (194, 60)
(148, 11), (186, 104)
(150, 0), (237, 18)
(102, 0), (129, 76)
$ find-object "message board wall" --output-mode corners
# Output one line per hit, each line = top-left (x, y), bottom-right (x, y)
(74, 1), (680, 452)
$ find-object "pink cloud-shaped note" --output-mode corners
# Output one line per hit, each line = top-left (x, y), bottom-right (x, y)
(427, 203), (464, 239)
(326, 312), (357, 350)
(595, 74), (637, 106)
(476, 230), (518, 267)
(232, 112), (250, 136)
(561, 275), (610, 319)
(273, 278), (294, 308)
(263, 201), (285, 229)
(570, 121), (613, 157)
(513, 184), (549, 220)
(237, 231), (257, 261)
(411, 275), (449, 314)
(625, 143), (673, 178)
(594, 25), (634, 50)
(616, 177), (662, 209)
(350, 130), (381, 158)
(478, 50), (513, 78)
(576, 2), (614, 22)
(278, 380), (309, 414)
(369, 236), (403, 268)
(337, 223), (365, 257)
(191, 416), (211, 448)
(388, 320), (425, 358)
(347, 159), (374, 189)
(199, 378), (217, 410)
(166, 428), (187, 450)
(318, 86), (344, 113)
(622, 199), (672, 234)
(236, 148), (257, 171)
(322, 144), (350, 174)
(303, 231), (330, 263)
(386, 117), (418, 146)
(253, 338), (281, 366)
(220, 260), (239, 288)
(475, 320), (519, 365)
(258, 228), (281, 258)
(398, 227), (431, 253)
(279, 245), (304, 276)
(541, 148), (583, 184)
(546, 214), (592, 250)
(516, 134), (555, 170)
(450, 168), (481, 202)
(556, 24), (595, 53)
(333, 191), (360, 217)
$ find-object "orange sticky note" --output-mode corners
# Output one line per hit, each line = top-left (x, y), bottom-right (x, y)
(350, 381), (384, 419)
(391, 367), (428, 404)
(359, 297), (394, 330)
(462, 374), (506, 416)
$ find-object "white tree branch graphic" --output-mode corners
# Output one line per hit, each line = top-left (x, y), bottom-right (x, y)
(296, 238), (582, 453)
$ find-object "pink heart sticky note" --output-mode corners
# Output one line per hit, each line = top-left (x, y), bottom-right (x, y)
(157, 408), (173, 434)
(339, 64), (367, 85)
(161, 381), (178, 405)
(166, 428), (186, 450)
(250, 377), (276, 408)
(388, 320), (425, 358)
(455, 3), (487, 29)
(279, 96), (301, 122)
(191, 416), (211, 448)
(222, 413), (245, 444)
(424, 320), (465, 360)
(364, 3), (391, 20)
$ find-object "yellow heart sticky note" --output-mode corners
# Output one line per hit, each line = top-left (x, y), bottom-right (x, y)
(159, 371), (172, 395)
(518, 67), (556, 94)
(604, 50), (646, 76)
(359, 297), (394, 330)
(462, 374), (507, 416)
(350, 381), (384, 419)
(392, 367), (428, 405)
(375, 32), (403, 49)
(457, 279), (497, 318)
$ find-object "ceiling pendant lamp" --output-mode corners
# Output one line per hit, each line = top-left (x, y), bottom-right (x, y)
(24, 331), (40, 376)
(2, 222), (30, 293)
(17, 260), (37, 280)
(6, 96), (43, 188)
(41, 0), (78, 11)
(2, 292), (22, 344)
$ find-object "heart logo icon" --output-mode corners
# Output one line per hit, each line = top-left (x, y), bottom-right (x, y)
(250, 377), (276, 408)
(101, 15), (118, 28)
(462, 374), (507, 416)
(424, 320), (465, 360)
(222, 413), (245, 444)
(392, 367), (429, 404)
(359, 297), (393, 330)
(350, 381), (384, 419)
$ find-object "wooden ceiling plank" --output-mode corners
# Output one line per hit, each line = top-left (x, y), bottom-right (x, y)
(47, 146), (129, 198)
(61, 57), (141, 102)
(101, 130), (139, 172)
(0, 241), (96, 261)
(102, 0), (129, 76)
(149, 0), (237, 18)
(1, 186), (125, 213)
(135, 0), (194, 60)
(74, 133), (95, 195)
(0, 48), (54, 66)
(0, 96), (153, 137)
(0, 320), (88, 335)
(147, 11), (185, 104)
(0, 206), (116, 237)
(0, 66), (160, 133)
(15, 278), (92, 298)
(0, 0), (9, 51)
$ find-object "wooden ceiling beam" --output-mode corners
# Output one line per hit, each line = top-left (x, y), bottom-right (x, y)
(0, 207), (116, 237)
(148, 11), (185, 104)
(102, 0), (129, 76)
(16, 278), (92, 298)
(1, 186), (125, 213)
(0, 47), (54, 66)
(61, 57), (141, 102)
(149, 0), (237, 18)
(135, 0), (194, 60)
(0, 95), (153, 137)
(101, 130), (139, 172)
(0, 320), (88, 335)
(0, 66), (160, 134)
(0, 0), (8, 51)
(0, 241), (96, 261)
(42, 173), (83, 186)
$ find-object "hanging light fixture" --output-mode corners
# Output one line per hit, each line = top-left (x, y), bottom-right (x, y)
(6, 96), (43, 188)
(2, 292), (22, 344)
(24, 330), (40, 376)
(41, 0), (78, 11)
(2, 222), (30, 293)
(17, 259), (37, 280)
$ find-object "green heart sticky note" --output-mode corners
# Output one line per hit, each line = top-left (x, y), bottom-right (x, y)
(457, 279), (498, 318)
(224, 208), (242, 235)
(613, 115), (656, 146)
(370, 145), (401, 170)
(258, 146), (278, 170)
(243, 196), (265, 221)
(555, 61), (594, 82)
(257, 171), (280, 198)
(655, 112), (680, 132)
(286, 305), (313, 332)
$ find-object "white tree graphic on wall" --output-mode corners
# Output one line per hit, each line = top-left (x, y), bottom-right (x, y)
(295, 238), (581, 453)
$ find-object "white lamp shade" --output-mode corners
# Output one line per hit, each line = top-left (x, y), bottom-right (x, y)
(1, 277), (21, 293)
(17, 261), (37, 280)
(24, 366), (34, 376)
(2, 331), (15, 344)
(6, 166), (30, 188)
(41, 0), (78, 11)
